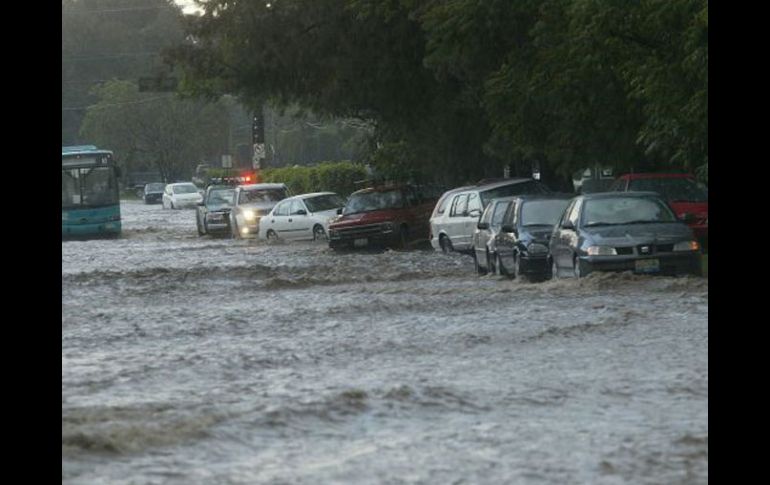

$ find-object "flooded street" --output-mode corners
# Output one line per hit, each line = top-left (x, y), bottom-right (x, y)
(62, 201), (708, 484)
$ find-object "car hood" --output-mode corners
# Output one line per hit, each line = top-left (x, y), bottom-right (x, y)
(329, 210), (403, 228)
(237, 202), (276, 212)
(207, 204), (232, 212)
(583, 222), (693, 245)
(312, 208), (343, 219)
(173, 193), (201, 199)
(519, 226), (555, 244)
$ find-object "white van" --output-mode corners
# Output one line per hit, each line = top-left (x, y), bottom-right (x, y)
(430, 179), (550, 253)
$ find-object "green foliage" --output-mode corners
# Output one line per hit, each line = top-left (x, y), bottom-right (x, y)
(171, 0), (707, 182)
(261, 162), (368, 196)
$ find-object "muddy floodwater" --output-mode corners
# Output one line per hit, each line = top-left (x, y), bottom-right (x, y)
(62, 201), (708, 484)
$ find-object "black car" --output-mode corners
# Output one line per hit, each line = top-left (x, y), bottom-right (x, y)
(196, 185), (236, 236)
(143, 182), (166, 204)
(549, 192), (702, 278)
(493, 194), (571, 280)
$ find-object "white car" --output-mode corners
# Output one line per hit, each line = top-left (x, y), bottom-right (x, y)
(162, 182), (203, 209)
(258, 192), (346, 241)
(230, 183), (290, 239)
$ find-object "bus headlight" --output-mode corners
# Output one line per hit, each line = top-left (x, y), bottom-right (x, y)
(586, 246), (617, 256)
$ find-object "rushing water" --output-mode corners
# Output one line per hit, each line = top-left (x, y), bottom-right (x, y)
(62, 201), (708, 484)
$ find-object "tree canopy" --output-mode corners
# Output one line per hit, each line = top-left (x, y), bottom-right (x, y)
(171, 0), (707, 185)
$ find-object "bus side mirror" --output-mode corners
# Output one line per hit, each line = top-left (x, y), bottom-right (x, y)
(114, 166), (122, 178)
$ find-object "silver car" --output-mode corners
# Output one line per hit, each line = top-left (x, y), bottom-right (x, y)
(471, 197), (514, 275)
(229, 183), (290, 239)
(430, 179), (551, 253)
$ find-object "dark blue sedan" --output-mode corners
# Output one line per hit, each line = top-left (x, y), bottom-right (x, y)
(494, 194), (571, 280)
(549, 192), (702, 278)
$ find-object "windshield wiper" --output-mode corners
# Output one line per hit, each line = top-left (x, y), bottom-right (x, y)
(583, 222), (615, 227)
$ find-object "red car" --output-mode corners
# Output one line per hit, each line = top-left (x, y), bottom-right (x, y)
(610, 173), (708, 247)
(328, 184), (437, 250)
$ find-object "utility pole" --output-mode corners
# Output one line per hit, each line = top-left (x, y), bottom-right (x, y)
(252, 109), (266, 170)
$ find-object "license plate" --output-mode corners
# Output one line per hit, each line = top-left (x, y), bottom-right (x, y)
(634, 258), (660, 273)
(353, 238), (368, 247)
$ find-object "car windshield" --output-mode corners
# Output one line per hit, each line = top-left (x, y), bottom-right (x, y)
(207, 189), (235, 206)
(344, 189), (404, 215)
(520, 199), (570, 226)
(239, 188), (288, 204)
(146, 183), (165, 192)
(304, 194), (346, 212)
(480, 181), (549, 207)
(173, 184), (199, 194)
(582, 197), (676, 227)
(628, 178), (708, 203)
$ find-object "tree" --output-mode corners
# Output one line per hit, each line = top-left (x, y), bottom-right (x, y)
(80, 80), (230, 182)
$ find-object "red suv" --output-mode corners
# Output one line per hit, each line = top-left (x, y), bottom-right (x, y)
(328, 184), (437, 250)
(610, 173), (708, 246)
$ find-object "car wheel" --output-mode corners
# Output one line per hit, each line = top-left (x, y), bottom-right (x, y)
(439, 235), (453, 254)
(473, 251), (487, 276)
(312, 224), (327, 241)
(266, 229), (279, 241)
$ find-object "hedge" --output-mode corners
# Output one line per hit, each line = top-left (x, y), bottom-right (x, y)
(261, 161), (368, 197)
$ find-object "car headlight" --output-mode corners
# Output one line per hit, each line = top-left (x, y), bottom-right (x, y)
(673, 240), (700, 252)
(526, 243), (549, 254)
(243, 209), (256, 221)
(586, 246), (617, 256)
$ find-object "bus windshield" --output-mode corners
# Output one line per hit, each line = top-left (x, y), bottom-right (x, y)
(62, 166), (119, 208)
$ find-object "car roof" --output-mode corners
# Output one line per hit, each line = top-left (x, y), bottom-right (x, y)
(169, 182), (196, 186)
(510, 193), (572, 202)
(237, 183), (287, 190)
(297, 192), (338, 199)
(351, 184), (411, 195)
(476, 178), (534, 191)
(617, 172), (695, 180)
(579, 191), (662, 200)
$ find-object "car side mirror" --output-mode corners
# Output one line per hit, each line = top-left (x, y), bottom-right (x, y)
(562, 220), (575, 230)
(501, 224), (514, 233)
(337, 208), (343, 215)
(296, 209), (307, 216)
(477, 221), (489, 230)
(469, 209), (482, 218)
(197, 201), (204, 206)
(680, 212), (696, 223)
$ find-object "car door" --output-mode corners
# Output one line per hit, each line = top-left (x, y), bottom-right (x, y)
(473, 202), (496, 262)
(556, 199), (582, 270)
(267, 200), (291, 237)
(447, 193), (469, 249)
(287, 199), (313, 240)
(497, 201), (518, 269)
(463, 193), (483, 249)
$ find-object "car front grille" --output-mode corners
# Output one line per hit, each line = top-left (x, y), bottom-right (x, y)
(333, 223), (385, 238)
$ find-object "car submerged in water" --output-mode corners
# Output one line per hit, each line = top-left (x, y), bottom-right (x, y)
(259, 192), (347, 242)
(196, 185), (235, 237)
(328, 184), (436, 250)
(549, 192), (702, 278)
(143, 183), (166, 204)
(229, 183), (291, 239)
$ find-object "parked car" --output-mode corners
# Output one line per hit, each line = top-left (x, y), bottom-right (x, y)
(429, 185), (474, 253)
(549, 192), (702, 278)
(328, 184), (436, 250)
(470, 197), (515, 275)
(493, 194), (572, 280)
(196, 185), (235, 236)
(610, 172), (708, 248)
(430, 178), (551, 254)
(143, 182), (165, 204)
(258, 192), (347, 241)
(162, 182), (204, 209)
(229, 183), (290, 239)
